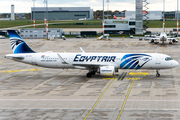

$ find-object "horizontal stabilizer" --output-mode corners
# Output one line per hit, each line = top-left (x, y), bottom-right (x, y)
(5, 54), (24, 60)
(12, 56), (24, 60)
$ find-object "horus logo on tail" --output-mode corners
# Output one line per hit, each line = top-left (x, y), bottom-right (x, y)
(10, 37), (24, 50)
(8, 30), (35, 54)
(120, 54), (152, 69)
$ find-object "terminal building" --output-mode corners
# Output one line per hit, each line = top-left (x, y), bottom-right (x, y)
(31, 7), (94, 20)
(125, 11), (180, 20)
(125, 11), (162, 20)
(104, 19), (135, 34)
(20, 29), (63, 39)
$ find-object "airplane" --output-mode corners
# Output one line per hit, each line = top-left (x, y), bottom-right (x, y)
(149, 0), (178, 44)
(79, 18), (87, 20)
(149, 29), (178, 44)
(5, 30), (179, 78)
(113, 15), (125, 20)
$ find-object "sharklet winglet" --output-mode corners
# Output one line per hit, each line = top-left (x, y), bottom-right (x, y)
(57, 53), (68, 64)
(80, 47), (85, 53)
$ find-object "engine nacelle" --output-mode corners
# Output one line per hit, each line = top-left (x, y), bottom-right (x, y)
(99, 66), (115, 76)
(172, 38), (178, 43)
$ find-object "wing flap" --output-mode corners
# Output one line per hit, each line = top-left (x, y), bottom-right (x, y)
(72, 62), (109, 67)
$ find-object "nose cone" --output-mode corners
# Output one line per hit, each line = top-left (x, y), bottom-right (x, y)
(173, 60), (179, 68)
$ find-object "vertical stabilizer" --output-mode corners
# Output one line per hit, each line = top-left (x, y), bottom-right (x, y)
(8, 30), (35, 54)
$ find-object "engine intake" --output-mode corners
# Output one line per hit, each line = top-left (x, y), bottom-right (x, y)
(99, 66), (115, 76)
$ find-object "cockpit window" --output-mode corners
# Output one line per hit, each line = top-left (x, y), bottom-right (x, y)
(165, 57), (173, 61)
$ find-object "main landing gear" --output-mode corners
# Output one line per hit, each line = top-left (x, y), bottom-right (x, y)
(86, 71), (96, 78)
(156, 69), (160, 77)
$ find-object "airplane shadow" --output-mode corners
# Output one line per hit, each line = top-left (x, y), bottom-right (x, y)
(150, 42), (179, 47)
(159, 43), (179, 46)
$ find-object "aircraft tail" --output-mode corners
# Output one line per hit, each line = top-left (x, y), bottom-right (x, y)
(7, 30), (35, 54)
(113, 15), (117, 19)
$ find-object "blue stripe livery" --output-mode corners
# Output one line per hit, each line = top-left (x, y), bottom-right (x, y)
(8, 30), (35, 54)
(120, 54), (152, 69)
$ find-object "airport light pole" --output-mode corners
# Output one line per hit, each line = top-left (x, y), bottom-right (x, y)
(43, 0), (48, 39)
(43, 0), (46, 30)
(46, 0), (48, 39)
(43, 0), (46, 23)
(32, 0), (36, 20)
(32, 0), (36, 29)
(106, 0), (110, 19)
(163, 0), (165, 33)
(46, 0), (48, 21)
(103, 0), (104, 39)
(177, 0), (179, 37)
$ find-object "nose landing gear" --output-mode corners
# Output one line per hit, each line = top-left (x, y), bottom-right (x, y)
(156, 69), (160, 77)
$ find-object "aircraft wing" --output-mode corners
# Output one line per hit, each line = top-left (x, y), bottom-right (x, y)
(149, 38), (160, 43)
(57, 53), (115, 69)
(151, 38), (160, 40)
(57, 54), (107, 67)
(72, 63), (108, 67)
(167, 38), (178, 42)
(72, 62), (116, 70)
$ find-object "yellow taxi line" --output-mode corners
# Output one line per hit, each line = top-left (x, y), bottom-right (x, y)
(162, 44), (164, 54)
(100, 40), (117, 52)
(117, 79), (135, 120)
(0, 69), (42, 73)
(128, 72), (149, 76)
(84, 40), (118, 119)
(117, 72), (126, 81)
(84, 77), (115, 120)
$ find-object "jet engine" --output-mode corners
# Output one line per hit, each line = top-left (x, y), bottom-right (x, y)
(99, 66), (115, 76)
(172, 38), (178, 43)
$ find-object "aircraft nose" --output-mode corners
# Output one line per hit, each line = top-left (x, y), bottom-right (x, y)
(173, 60), (179, 67)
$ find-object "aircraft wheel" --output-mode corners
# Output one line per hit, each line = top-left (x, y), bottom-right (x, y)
(91, 71), (96, 75)
(86, 72), (92, 78)
(156, 69), (160, 77)
(156, 73), (160, 77)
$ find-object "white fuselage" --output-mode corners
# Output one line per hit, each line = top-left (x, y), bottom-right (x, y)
(5, 52), (179, 70)
(159, 32), (167, 42)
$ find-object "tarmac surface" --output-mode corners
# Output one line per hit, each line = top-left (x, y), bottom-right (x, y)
(0, 37), (180, 120)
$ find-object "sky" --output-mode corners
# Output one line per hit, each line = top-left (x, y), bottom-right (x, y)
(0, 0), (179, 13)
